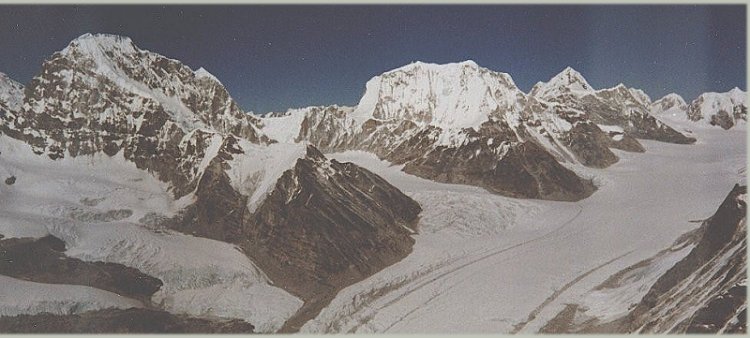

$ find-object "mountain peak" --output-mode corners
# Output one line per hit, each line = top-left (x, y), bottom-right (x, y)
(658, 93), (687, 105)
(550, 66), (591, 90)
(350, 60), (524, 133)
(195, 67), (222, 84)
(531, 66), (593, 99)
(62, 33), (137, 56)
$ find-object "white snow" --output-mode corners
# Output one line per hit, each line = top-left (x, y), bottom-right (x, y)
(224, 140), (308, 213)
(259, 109), (308, 143)
(302, 125), (746, 333)
(0, 135), (302, 332)
(679, 88), (747, 127)
(0, 275), (142, 317)
(597, 124), (624, 133)
(347, 60), (526, 142)
(651, 93), (688, 119)
(531, 67), (595, 99)
(576, 243), (694, 323)
(194, 67), (222, 84)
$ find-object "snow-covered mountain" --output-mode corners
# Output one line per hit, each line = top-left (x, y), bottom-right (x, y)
(261, 63), (698, 201)
(651, 89), (747, 130)
(531, 69), (695, 145)
(651, 93), (688, 118)
(687, 88), (747, 129)
(262, 62), (601, 201)
(0, 33), (422, 332)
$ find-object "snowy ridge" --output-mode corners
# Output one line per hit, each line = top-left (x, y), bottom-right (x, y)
(194, 67), (222, 84)
(224, 139), (308, 213)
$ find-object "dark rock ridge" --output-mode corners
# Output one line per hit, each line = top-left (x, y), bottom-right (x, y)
(623, 184), (747, 333)
(0, 235), (162, 303)
(0, 308), (255, 333)
(543, 184), (747, 333)
(168, 144), (421, 332)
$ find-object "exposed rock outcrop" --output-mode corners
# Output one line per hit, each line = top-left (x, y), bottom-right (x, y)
(0, 235), (162, 303)
(0, 308), (255, 333)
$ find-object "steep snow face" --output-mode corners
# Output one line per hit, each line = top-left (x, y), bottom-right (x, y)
(686, 88), (747, 129)
(0, 72), (23, 114)
(530, 67), (594, 99)
(349, 61), (526, 133)
(651, 93), (688, 118)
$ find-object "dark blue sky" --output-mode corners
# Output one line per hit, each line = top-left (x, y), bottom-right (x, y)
(0, 5), (745, 113)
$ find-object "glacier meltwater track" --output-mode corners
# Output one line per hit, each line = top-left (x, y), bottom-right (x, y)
(301, 123), (746, 333)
